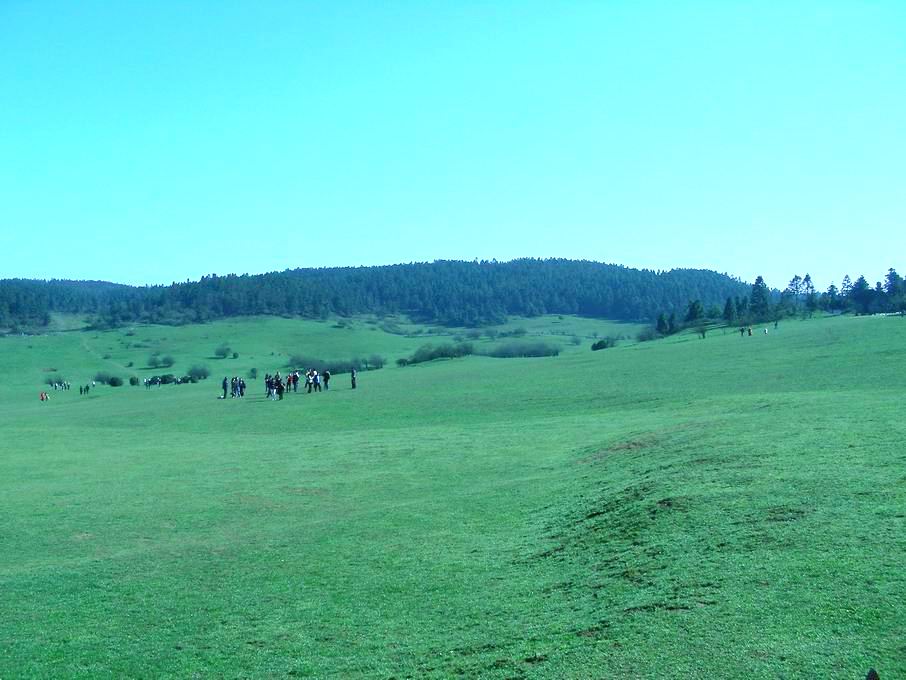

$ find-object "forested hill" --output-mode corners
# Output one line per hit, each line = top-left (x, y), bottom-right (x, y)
(0, 259), (748, 328)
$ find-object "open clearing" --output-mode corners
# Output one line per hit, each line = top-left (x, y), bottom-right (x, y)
(1, 314), (903, 678)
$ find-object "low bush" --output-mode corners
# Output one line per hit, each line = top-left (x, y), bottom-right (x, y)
(636, 326), (659, 342)
(287, 355), (367, 374)
(591, 336), (619, 351)
(187, 365), (210, 381)
(107, 376), (124, 387)
(403, 342), (474, 366)
(129, 376), (139, 386)
(484, 342), (559, 358)
(94, 371), (116, 385)
(215, 344), (231, 359)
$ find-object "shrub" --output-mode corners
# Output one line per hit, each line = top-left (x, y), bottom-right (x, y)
(161, 355), (175, 368)
(126, 361), (134, 367)
(248, 367), (258, 379)
(215, 344), (231, 359)
(484, 342), (559, 358)
(102, 353), (111, 360)
(187, 365), (210, 381)
(288, 354), (363, 374)
(396, 358), (409, 367)
(570, 336), (582, 345)
(94, 371), (116, 384)
(129, 376), (139, 386)
(591, 337), (618, 351)
(636, 326), (659, 342)
(107, 376), (124, 387)
(44, 375), (65, 386)
(148, 355), (161, 368)
(366, 354), (385, 369)
(232, 352), (239, 359)
(158, 374), (176, 385)
(406, 342), (474, 365)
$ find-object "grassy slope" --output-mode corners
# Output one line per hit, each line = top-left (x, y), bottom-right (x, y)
(0, 315), (903, 678)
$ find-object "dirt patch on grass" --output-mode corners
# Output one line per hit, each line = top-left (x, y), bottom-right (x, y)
(577, 435), (659, 464)
(765, 505), (810, 522)
(281, 486), (327, 496)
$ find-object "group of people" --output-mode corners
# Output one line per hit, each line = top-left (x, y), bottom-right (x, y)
(41, 382), (93, 401)
(244, 368), (357, 401)
(222, 376), (247, 398)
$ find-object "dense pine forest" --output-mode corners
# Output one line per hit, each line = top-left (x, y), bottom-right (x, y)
(1, 259), (901, 330)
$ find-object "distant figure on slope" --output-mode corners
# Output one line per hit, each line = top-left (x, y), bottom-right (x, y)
(239, 378), (246, 398)
(79, 385), (84, 395)
(323, 370), (330, 390)
(276, 377), (285, 400)
(306, 370), (313, 393)
(40, 391), (47, 401)
(351, 368), (357, 390)
(747, 327), (753, 336)
(222, 377), (228, 399)
(313, 371), (321, 392)
(739, 326), (745, 337)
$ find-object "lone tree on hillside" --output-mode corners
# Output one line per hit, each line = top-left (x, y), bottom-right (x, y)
(215, 344), (231, 359)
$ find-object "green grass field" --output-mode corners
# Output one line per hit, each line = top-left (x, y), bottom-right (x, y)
(1, 314), (903, 678)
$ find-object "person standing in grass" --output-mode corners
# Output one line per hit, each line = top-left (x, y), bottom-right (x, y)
(351, 368), (357, 389)
(323, 370), (330, 390)
(222, 376), (228, 399)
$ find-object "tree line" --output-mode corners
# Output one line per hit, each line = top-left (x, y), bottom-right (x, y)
(651, 268), (905, 338)
(0, 259), (749, 329)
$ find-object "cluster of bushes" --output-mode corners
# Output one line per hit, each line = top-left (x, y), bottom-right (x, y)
(187, 365), (210, 380)
(94, 371), (122, 386)
(214, 344), (237, 359)
(397, 342), (474, 366)
(287, 354), (385, 374)
(44, 375), (66, 386)
(591, 337), (618, 351)
(398, 340), (559, 366)
(147, 353), (175, 368)
(484, 342), (559, 358)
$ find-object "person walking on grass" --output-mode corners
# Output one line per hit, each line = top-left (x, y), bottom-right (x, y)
(222, 377), (228, 399)
(323, 370), (330, 391)
(351, 368), (357, 389)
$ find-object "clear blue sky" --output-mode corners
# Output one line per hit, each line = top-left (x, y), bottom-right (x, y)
(2, 1), (903, 291)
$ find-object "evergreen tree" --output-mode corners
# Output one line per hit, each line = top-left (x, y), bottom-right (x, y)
(684, 299), (705, 323)
(723, 297), (736, 324)
(749, 276), (771, 321)
(667, 312), (678, 334)
(849, 276), (873, 314)
(656, 312), (669, 335)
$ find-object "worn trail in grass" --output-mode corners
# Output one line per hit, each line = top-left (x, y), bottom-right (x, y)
(1, 315), (904, 678)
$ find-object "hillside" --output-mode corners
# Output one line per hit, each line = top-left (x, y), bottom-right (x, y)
(1, 313), (903, 677)
(0, 259), (748, 329)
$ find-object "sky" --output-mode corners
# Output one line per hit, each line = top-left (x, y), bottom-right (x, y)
(1, 1), (904, 291)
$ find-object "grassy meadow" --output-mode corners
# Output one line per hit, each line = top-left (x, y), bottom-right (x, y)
(0, 313), (903, 678)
